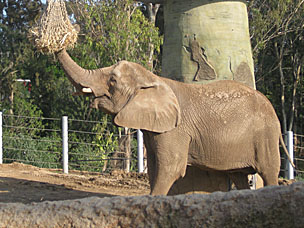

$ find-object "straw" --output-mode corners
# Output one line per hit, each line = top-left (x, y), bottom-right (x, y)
(28, 0), (78, 53)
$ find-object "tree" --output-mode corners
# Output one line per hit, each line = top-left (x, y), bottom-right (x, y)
(65, 0), (162, 171)
(67, 0), (162, 68)
(1, 0), (162, 171)
(0, 0), (42, 114)
(249, 0), (304, 134)
(140, 0), (255, 88)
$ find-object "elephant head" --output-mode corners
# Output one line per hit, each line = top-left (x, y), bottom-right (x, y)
(56, 50), (181, 133)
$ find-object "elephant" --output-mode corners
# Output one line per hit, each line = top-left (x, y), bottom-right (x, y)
(168, 166), (231, 195)
(56, 49), (293, 195)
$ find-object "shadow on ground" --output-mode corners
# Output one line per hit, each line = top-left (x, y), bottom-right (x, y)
(0, 177), (113, 204)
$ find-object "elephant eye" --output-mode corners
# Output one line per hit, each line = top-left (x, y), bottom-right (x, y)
(109, 76), (117, 85)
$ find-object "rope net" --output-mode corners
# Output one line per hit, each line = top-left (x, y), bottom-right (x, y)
(29, 0), (78, 54)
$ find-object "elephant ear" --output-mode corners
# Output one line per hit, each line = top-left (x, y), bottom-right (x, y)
(114, 80), (181, 133)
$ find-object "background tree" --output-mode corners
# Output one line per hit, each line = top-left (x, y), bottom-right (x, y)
(0, 0), (162, 171)
(140, 0), (255, 88)
(0, 0), (42, 114)
(1, 0), (161, 120)
(249, 0), (304, 135)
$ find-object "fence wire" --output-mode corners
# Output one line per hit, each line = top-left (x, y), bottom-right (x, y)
(1, 114), (141, 173)
(1, 113), (303, 179)
(294, 134), (304, 179)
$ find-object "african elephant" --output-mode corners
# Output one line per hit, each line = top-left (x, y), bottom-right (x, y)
(56, 49), (293, 195)
(168, 166), (231, 195)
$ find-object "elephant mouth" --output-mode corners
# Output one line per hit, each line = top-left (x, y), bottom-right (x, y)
(74, 87), (112, 112)
(80, 87), (110, 99)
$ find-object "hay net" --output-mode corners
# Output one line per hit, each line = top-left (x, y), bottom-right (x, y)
(29, 0), (78, 54)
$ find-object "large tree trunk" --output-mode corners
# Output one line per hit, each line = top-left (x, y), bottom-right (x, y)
(161, 0), (255, 88)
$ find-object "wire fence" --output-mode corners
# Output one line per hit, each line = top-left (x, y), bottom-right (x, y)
(276, 133), (304, 181)
(294, 134), (304, 179)
(0, 113), (146, 173)
(0, 112), (303, 180)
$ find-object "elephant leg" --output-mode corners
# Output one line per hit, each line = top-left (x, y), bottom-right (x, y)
(151, 160), (187, 195)
(146, 145), (156, 190)
(258, 158), (280, 186)
(258, 170), (279, 186)
(149, 134), (190, 196)
(255, 138), (280, 186)
(143, 133), (156, 190)
(228, 172), (250, 190)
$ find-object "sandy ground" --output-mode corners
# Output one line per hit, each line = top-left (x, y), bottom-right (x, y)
(0, 162), (150, 204)
(0, 162), (296, 204)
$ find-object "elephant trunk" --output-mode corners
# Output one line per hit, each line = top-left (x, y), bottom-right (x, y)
(56, 49), (96, 92)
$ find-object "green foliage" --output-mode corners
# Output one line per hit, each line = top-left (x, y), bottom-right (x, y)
(92, 116), (118, 159)
(2, 83), (44, 137)
(249, 0), (304, 60)
(3, 130), (61, 169)
(0, 0), (160, 172)
(0, 0), (42, 112)
(249, 0), (304, 134)
(1, 0), (162, 120)
(69, 0), (162, 68)
(296, 173), (304, 182)
(67, 115), (119, 172)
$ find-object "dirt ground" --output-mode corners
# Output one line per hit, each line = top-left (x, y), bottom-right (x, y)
(0, 162), (296, 204)
(0, 162), (150, 204)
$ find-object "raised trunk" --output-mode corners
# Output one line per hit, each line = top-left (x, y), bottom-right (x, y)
(56, 50), (95, 90)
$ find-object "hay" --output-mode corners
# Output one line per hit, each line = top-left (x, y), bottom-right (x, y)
(29, 0), (78, 54)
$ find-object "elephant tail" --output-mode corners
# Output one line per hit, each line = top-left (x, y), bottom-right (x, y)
(279, 134), (296, 168)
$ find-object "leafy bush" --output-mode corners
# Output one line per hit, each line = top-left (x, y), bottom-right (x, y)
(3, 133), (61, 169)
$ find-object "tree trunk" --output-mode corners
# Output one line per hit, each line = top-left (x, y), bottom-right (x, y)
(274, 40), (287, 136)
(145, 3), (160, 70)
(161, 0), (255, 88)
(289, 64), (301, 131)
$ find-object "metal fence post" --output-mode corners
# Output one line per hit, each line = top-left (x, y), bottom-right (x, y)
(137, 130), (144, 173)
(0, 112), (2, 164)
(62, 116), (68, 174)
(124, 127), (131, 173)
(287, 131), (294, 179)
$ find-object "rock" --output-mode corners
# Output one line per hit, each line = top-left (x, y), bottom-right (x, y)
(0, 182), (303, 227)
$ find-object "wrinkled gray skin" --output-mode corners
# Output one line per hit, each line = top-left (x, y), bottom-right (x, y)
(57, 49), (283, 195)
